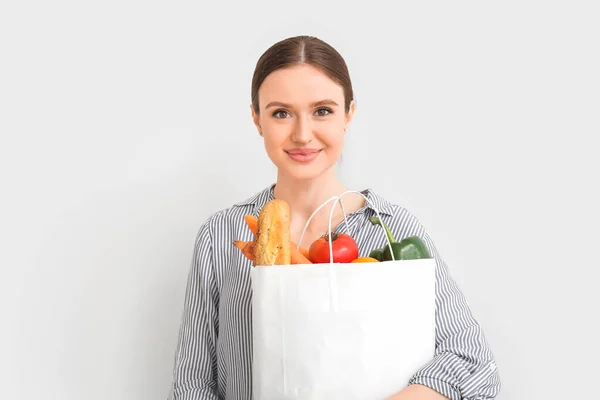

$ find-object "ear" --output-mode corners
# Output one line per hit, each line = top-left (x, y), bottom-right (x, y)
(344, 99), (356, 132)
(250, 104), (262, 136)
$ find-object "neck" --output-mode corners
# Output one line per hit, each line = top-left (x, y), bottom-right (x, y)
(273, 167), (350, 230)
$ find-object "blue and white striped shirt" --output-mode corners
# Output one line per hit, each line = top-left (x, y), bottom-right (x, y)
(167, 184), (501, 400)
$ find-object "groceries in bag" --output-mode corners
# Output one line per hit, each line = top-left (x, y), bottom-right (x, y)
(249, 190), (437, 399)
(233, 198), (432, 265)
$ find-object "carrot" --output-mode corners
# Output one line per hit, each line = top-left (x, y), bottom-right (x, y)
(291, 247), (312, 264)
(298, 246), (310, 259)
(233, 240), (255, 262)
(244, 214), (258, 235)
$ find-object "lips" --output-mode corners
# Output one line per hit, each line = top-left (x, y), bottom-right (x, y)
(285, 148), (322, 162)
(286, 148), (321, 155)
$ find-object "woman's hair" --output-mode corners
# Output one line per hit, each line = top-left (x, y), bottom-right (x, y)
(251, 35), (354, 114)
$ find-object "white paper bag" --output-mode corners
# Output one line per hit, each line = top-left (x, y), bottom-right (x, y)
(250, 191), (437, 400)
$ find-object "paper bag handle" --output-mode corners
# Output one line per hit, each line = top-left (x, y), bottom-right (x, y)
(297, 190), (396, 263)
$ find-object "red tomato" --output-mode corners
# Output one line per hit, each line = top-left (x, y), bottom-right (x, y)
(308, 233), (359, 264)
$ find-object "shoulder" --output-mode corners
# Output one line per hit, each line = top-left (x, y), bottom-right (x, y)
(193, 184), (274, 244)
(364, 188), (428, 239)
(366, 188), (447, 263)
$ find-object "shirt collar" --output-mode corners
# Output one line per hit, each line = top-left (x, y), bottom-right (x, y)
(236, 183), (395, 217)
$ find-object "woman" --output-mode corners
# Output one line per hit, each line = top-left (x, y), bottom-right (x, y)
(168, 35), (501, 400)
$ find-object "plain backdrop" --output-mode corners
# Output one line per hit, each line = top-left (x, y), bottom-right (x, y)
(1, 1), (599, 399)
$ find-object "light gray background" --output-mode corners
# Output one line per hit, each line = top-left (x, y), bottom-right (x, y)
(1, 1), (599, 399)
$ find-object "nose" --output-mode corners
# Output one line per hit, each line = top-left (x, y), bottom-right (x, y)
(291, 115), (313, 144)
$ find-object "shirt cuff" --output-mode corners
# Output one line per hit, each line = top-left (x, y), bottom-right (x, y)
(409, 375), (460, 400)
(408, 352), (499, 399)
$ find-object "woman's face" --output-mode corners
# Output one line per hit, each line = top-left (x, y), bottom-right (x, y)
(252, 64), (355, 181)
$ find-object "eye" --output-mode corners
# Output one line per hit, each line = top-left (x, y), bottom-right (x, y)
(272, 109), (290, 119)
(315, 107), (333, 117)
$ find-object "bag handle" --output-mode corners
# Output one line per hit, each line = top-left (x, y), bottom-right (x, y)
(297, 190), (396, 263)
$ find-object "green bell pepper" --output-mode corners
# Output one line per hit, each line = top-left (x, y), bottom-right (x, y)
(368, 248), (384, 261)
(369, 216), (432, 261)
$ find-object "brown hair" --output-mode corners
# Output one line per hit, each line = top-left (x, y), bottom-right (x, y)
(251, 35), (354, 114)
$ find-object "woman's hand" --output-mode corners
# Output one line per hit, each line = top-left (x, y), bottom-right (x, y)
(386, 384), (451, 400)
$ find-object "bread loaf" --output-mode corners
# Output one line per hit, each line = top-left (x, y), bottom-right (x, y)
(254, 199), (291, 266)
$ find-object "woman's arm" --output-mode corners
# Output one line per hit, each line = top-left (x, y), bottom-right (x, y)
(386, 212), (501, 400)
(386, 384), (451, 400)
(167, 219), (220, 400)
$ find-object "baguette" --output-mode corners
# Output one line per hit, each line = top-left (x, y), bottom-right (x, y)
(245, 213), (310, 257)
(234, 239), (311, 265)
(254, 199), (291, 266)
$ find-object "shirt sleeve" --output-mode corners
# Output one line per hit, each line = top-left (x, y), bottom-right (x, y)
(405, 215), (501, 399)
(167, 218), (220, 400)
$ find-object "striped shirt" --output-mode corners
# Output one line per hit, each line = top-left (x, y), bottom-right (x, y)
(167, 184), (501, 400)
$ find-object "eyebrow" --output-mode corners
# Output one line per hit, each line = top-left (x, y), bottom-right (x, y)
(265, 99), (340, 109)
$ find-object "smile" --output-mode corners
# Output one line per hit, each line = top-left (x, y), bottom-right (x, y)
(285, 149), (322, 163)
